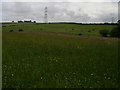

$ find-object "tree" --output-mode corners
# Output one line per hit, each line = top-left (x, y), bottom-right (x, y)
(110, 23), (120, 38)
(99, 30), (109, 37)
(33, 21), (36, 23)
(118, 20), (120, 23)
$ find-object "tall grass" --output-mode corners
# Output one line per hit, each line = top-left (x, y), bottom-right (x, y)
(2, 31), (119, 88)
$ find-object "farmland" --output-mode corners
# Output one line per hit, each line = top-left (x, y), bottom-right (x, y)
(2, 23), (119, 88)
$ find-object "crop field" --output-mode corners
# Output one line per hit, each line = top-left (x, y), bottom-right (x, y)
(2, 23), (119, 88)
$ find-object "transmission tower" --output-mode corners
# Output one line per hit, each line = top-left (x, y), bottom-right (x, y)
(44, 7), (48, 23)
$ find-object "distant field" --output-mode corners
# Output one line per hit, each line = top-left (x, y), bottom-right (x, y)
(2, 23), (117, 36)
(2, 23), (119, 88)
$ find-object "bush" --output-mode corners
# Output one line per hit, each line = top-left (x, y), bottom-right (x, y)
(110, 24), (120, 38)
(9, 30), (14, 32)
(72, 28), (74, 30)
(99, 30), (109, 37)
(18, 29), (23, 32)
(2, 26), (6, 27)
(78, 33), (82, 36)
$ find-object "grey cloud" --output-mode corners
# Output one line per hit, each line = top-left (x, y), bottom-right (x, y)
(97, 13), (118, 22)
(2, 2), (33, 21)
(2, 2), (118, 23)
(2, 2), (32, 14)
(118, 1), (120, 20)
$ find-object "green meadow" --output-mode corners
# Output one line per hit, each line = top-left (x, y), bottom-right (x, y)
(2, 23), (117, 36)
(2, 23), (119, 88)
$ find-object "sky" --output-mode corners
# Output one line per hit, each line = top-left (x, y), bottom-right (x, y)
(1, 0), (120, 2)
(1, 0), (120, 23)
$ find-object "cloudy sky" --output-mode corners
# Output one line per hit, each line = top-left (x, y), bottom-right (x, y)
(1, 0), (120, 23)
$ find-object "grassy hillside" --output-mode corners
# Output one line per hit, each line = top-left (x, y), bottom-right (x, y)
(2, 28), (119, 88)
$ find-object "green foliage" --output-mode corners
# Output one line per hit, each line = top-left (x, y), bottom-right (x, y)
(110, 24), (120, 38)
(78, 33), (82, 36)
(18, 29), (23, 32)
(99, 29), (109, 37)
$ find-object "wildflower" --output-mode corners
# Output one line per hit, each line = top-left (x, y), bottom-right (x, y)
(104, 73), (107, 76)
(11, 74), (14, 76)
(41, 77), (43, 80)
(55, 74), (57, 77)
(26, 63), (30, 66)
(73, 72), (76, 75)
(4, 65), (6, 68)
(65, 77), (67, 80)
(91, 73), (93, 76)
(108, 77), (110, 80)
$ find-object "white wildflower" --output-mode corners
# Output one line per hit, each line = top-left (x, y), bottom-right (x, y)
(91, 73), (93, 76)
(11, 74), (14, 76)
(41, 77), (43, 80)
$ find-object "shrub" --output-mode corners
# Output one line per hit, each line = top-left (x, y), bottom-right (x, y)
(2, 26), (6, 27)
(9, 30), (13, 32)
(18, 29), (23, 32)
(110, 24), (120, 38)
(78, 33), (82, 36)
(72, 28), (74, 30)
(99, 30), (109, 37)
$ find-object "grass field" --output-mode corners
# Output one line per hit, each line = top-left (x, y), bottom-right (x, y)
(2, 23), (119, 88)
(2, 23), (117, 36)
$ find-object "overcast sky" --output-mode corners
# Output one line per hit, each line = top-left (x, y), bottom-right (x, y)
(1, 0), (120, 23)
